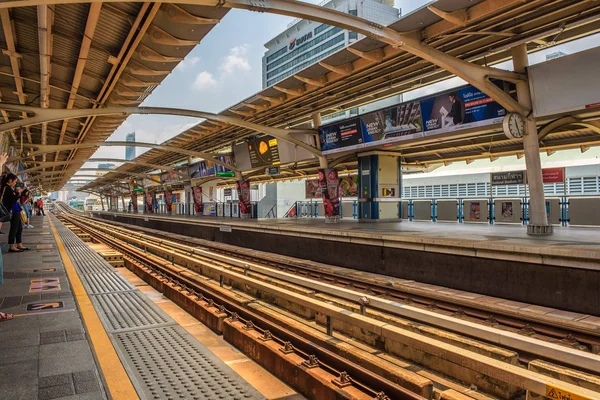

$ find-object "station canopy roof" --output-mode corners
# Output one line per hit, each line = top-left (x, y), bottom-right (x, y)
(2, 0), (599, 193)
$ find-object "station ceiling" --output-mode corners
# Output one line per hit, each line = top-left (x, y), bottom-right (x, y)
(1, 0), (599, 193)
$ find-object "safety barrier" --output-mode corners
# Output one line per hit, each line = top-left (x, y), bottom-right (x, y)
(122, 196), (599, 226)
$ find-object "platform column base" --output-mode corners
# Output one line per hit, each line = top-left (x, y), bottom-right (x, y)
(527, 224), (554, 236)
(325, 216), (339, 224)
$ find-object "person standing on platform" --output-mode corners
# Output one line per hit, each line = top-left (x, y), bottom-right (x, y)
(2, 174), (29, 254)
(22, 192), (33, 228)
(37, 198), (45, 216)
(0, 152), (12, 321)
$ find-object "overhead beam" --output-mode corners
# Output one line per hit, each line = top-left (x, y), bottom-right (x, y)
(13, 141), (237, 171)
(318, 61), (353, 76)
(18, 158), (176, 175)
(538, 116), (600, 141)
(0, 104), (321, 156)
(427, 6), (468, 27)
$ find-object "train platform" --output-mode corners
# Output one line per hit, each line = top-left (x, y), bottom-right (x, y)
(0, 214), (276, 400)
(91, 211), (600, 315)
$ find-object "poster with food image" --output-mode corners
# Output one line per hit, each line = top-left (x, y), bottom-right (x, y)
(318, 169), (340, 217)
(470, 202), (481, 220)
(193, 186), (204, 213)
(145, 192), (154, 212)
(305, 179), (321, 199)
(164, 190), (173, 212)
(248, 137), (280, 168)
(502, 201), (513, 221)
(338, 175), (358, 197)
(235, 180), (252, 215)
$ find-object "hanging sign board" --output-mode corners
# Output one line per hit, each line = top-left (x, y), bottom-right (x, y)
(265, 166), (280, 176)
(491, 171), (525, 186)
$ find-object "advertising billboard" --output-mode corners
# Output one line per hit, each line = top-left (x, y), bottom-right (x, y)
(318, 82), (512, 155)
(192, 186), (203, 213)
(189, 156), (234, 179)
(248, 137), (280, 168)
(306, 175), (358, 199)
(215, 156), (235, 177)
(318, 169), (340, 218)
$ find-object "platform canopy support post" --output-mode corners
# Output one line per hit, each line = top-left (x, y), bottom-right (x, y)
(511, 44), (552, 236)
(312, 112), (328, 169)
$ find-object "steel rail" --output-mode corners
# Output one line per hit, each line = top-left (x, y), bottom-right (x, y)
(55, 207), (600, 400)
(61, 208), (600, 373)
(57, 209), (424, 400)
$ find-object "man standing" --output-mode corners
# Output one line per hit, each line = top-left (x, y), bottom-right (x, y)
(447, 93), (464, 126)
(37, 198), (45, 216)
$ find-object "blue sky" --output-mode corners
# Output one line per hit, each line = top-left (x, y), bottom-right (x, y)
(88, 0), (430, 163)
(85, 0), (599, 169)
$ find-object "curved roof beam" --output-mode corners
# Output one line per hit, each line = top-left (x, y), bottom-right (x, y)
(10, 141), (237, 171)
(18, 158), (175, 175)
(0, 0), (527, 115)
(28, 168), (152, 179)
(538, 116), (600, 141)
(0, 104), (320, 156)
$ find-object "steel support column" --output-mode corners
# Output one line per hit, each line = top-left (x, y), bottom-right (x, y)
(312, 112), (328, 168)
(511, 44), (551, 235)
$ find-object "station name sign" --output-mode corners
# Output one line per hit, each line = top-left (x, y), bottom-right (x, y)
(491, 171), (525, 186)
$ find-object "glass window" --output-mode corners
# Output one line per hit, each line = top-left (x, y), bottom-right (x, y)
(266, 27), (343, 71)
(314, 23), (331, 35)
(266, 43), (345, 86)
(266, 46), (287, 63)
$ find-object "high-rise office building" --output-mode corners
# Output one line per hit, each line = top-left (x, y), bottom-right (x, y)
(97, 163), (116, 176)
(126, 132), (136, 160)
(262, 0), (399, 88)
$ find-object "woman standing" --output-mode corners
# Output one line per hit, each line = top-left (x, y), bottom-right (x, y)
(21, 189), (33, 228)
(1, 173), (29, 253)
(0, 153), (14, 321)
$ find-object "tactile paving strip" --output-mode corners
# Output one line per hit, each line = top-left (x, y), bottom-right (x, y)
(115, 325), (261, 400)
(81, 272), (135, 294)
(52, 216), (264, 399)
(95, 291), (171, 332)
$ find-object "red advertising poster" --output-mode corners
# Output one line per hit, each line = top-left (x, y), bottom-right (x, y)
(131, 194), (138, 212)
(235, 180), (252, 216)
(164, 190), (173, 212)
(192, 186), (204, 213)
(318, 169), (340, 219)
(145, 192), (153, 213)
(542, 168), (565, 184)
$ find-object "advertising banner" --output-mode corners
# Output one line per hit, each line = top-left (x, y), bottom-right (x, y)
(318, 118), (365, 154)
(420, 84), (506, 137)
(305, 179), (321, 199)
(161, 167), (189, 185)
(318, 169), (340, 220)
(306, 175), (358, 199)
(318, 82), (511, 155)
(235, 180), (252, 216)
(192, 186), (203, 213)
(501, 201), (513, 222)
(542, 168), (565, 184)
(491, 171), (525, 186)
(203, 202), (216, 216)
(145, 192), (154, 212)
(470, 202), (482, 220)
(143, 175), (161, 187)
(164, 190), (173, 212)
(131, 194), (138, 212)
(248, 137), (280, 168)
(189, 160), (216, 179)
(215, 156), (235, 178)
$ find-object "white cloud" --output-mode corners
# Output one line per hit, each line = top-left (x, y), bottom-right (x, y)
(193, 71), (217, 90)
(221, 45), (251, 75)
(176, 56), (200, 71)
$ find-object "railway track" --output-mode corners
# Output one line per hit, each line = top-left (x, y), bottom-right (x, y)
(55, 204), (600, 400)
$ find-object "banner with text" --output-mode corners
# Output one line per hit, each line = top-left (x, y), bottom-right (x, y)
(318, 169), (340, 218)
(318, 81), (511, 155)
(235, 180), (252, 216)
(491, 171), (525, 186)
(145, 192), (154, 212)
(306, 175), (358, 199)
(164, 190), (173, 212)
(192, 186), (204, 213)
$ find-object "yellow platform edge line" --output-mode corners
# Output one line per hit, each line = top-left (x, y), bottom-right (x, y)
(49, 217), (140, 400)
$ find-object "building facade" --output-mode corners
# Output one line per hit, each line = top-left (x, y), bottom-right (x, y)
(125, 132), (136, 160)
(262, 0), (399, 88)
